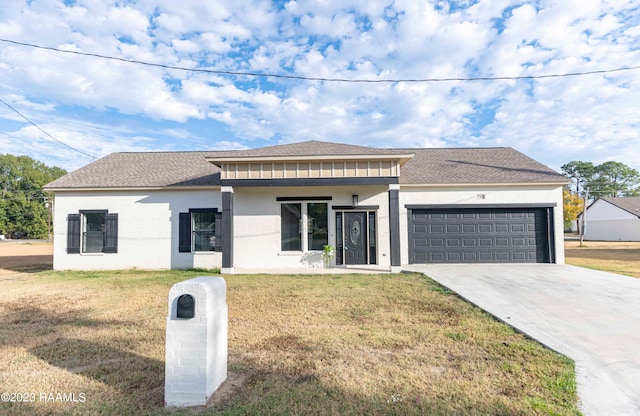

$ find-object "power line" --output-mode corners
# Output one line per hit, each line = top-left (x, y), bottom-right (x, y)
(0, 97), (96, 160)
(2, 38), (639, 83)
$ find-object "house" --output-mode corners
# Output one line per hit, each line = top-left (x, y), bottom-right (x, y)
(580, 197), (640, 241)
(44, 140), (568, 272)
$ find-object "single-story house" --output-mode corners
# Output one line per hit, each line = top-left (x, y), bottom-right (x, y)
(580, 196), (640, 241)
(44, 140), (568, 272)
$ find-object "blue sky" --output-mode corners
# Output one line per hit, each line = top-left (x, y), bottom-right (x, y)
(0, 0), (639, 173)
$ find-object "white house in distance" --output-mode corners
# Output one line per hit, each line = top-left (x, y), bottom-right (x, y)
(44, 140), (568, 273)
(581, 197), (640, 241)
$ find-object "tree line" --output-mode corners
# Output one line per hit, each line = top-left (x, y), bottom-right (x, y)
(0, 154), (66, 239)
(561, 160), (640, 230)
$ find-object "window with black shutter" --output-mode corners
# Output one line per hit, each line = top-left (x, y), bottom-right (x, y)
(179, 212), (192, 253)
(67, 214), (81, 254)
(179, 208), (219, 253)
(104, 213), (118, 253)
(66, 211), (118, 254)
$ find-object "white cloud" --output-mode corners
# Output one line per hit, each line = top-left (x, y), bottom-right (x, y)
(0, 0), (637, 173)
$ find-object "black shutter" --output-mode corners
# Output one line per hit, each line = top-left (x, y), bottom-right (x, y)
(214, 211), (223, 252)
(104, 213), (118, 253)
(179, 212), (191, 252)
(67, 214), (81, 254)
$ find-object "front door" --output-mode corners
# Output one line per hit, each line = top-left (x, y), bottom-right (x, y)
(344, 212), (367, 264)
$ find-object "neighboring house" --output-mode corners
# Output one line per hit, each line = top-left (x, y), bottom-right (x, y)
(44, 140), (568, 272)
(580, 197), (640, 241)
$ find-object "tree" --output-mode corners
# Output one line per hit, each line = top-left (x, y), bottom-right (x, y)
(590, 161), (640, 198)
(563, 188), (584, 231)
(561, 161), (595, 198)
(561, 160), (639, 236)
(0, 155), (66, 239)
(561, 160), (640, 201)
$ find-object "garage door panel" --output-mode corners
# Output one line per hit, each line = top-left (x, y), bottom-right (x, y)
(409, 208), (550, 264)
(430, 224), (444, 233)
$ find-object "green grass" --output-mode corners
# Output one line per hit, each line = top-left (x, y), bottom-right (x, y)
(0, 270), (581, 415)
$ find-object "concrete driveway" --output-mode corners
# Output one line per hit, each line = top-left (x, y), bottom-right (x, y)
(403, 264), (640, 416)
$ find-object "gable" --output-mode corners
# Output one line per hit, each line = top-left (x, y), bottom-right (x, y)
(587, 198), (640, 220)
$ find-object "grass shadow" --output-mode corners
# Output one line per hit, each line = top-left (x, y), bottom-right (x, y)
(30, 338), (164, 409)
(0, 254), (53, 273)
(565, 248), (640, 261)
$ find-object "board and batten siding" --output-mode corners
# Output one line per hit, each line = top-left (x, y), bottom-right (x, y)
(221, 160), (400, 180)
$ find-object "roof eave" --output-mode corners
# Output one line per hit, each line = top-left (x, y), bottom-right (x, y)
(44, 185), (221, 192)
(400, 181), (569, 188)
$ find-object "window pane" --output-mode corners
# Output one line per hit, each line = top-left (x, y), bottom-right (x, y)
(193, 211), (216, 251)
(369, 212), (376, 264)
(307, 203), (328, 250)
(336, 212), (343, 265)
(83, 213), (105, 253)
(281, 203), (301, 251)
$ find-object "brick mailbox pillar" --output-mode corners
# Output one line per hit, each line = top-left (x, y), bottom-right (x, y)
(165, 276), (228, 407)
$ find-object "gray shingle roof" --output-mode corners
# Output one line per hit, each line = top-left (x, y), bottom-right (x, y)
(401, 147), (566, 184)
(209, 140), (412, 158)
(45, 140), (567, 190)
(599, 197), (640, 218)
(45, 151), (225, 189)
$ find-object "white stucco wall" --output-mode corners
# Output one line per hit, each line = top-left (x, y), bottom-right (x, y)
(52, 189), (221, 270)
(232, 185), (392, 269)
(398, 185), (566, 264)
(586, 199), (638, 221)
(584, 219), (640, 241)
(52, 183), (566, 270)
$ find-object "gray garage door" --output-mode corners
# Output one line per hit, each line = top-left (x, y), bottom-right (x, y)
(408, 208), (552, 263)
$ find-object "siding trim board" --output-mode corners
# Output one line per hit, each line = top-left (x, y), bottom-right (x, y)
(406, 203), (557, 209)
(221, 177), (399, 187)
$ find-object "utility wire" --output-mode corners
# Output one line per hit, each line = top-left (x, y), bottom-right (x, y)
(2, 38), (639, 83)
(0, 97), (96, 160)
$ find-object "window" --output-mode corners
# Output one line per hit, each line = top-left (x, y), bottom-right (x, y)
(307, 203), (328, 250)
(83, 212), (106, 253)
(67, 211), (118, 254)
(281, 203), (301, 251)
(179, 208), (220, 253)
(281, 202), (328, 252)
(192, 210), (216, 251)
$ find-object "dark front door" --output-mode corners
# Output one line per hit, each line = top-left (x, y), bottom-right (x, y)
(345, 212), (367, 264)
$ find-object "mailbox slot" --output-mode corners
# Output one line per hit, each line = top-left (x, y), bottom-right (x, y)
(176, 294), (195, 319)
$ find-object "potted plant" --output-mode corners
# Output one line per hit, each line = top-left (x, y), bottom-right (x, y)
(322, 244), (335, 268)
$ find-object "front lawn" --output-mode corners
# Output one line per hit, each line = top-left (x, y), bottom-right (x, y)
(0, 270), (580, 415)
(565, 240), (640, 278)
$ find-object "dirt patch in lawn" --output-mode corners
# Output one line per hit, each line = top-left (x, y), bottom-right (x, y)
(0, 241), (53, 275)
(565, 240), (640, 278)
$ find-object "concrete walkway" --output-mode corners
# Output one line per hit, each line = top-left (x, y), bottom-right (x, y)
(403, 264), (640, 416)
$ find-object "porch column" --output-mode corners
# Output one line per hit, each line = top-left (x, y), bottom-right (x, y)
(221, 186), (234, 274)
(389, 184), (401, 273)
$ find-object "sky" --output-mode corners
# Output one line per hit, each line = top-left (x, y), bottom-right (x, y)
(0, 0), (639, 174)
